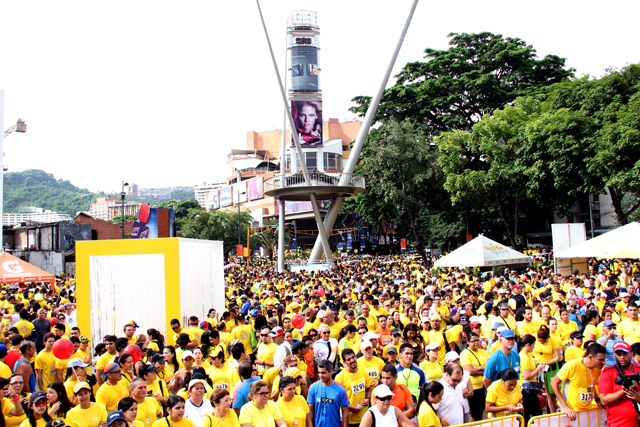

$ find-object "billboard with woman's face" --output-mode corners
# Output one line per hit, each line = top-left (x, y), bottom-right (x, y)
(247, 177), (264, 201)
(291, 100), (322, 145)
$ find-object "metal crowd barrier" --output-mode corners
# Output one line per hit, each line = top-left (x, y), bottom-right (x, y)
(454, 414), (526, 427)
(528, 408), (606, 427)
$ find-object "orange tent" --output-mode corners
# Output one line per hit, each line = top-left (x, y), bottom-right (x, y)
(0, 252), (55, 287)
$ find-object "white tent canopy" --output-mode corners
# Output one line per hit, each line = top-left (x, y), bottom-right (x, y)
(434, 235), (532, 268)
(554, 222), (640, 259)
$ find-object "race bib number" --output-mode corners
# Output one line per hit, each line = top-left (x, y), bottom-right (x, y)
(351, 381), (365, 395)
(215, 383), (229, 390)
(258, 364), (267, 371)
(368, 370), (378, 378)
(579, 388), (594, 401)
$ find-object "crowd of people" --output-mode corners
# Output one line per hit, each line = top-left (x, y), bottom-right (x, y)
(0, 254), (638, 427)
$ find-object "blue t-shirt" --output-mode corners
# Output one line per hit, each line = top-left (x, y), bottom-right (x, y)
(569, 313), (582, 330)
(597, 336), (623, 367)
(233, 377), (260, 409)
(307, 381), (349, 427)
(483, 349), (520, 381)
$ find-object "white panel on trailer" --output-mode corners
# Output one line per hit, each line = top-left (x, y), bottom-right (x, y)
(89, 254), (167, 345)
(178, 239), (225, 326)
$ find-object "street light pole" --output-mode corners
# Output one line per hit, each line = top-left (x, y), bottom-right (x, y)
(121, 181), (129, 239)
(237, 189), (246, 245)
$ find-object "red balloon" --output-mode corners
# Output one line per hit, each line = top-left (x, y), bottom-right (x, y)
(49, 318), (58, 327)
(317, 288), (325, 297)
(292, 314), (305, 330)
(52, 339), (74, 360)
(124, 344), (142, 363)
(5, 350), (20, 370)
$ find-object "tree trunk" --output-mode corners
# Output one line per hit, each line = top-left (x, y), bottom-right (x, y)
(407, 207), (430, 265)
(493, 187), (517, 248)
(514, 187), (520, 251)
(609, 186), (640, 225)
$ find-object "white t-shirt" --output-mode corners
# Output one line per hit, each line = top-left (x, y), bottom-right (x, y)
(433, 378), (465, 426)
(184, 398), (213, 426)
(273, 342), (292, 370)
(65, 311), (77, 328)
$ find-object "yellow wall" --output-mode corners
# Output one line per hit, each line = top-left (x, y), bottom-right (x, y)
(76, 238), (182, 345)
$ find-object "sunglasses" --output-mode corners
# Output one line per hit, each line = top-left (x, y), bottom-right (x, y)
(309, 334), (317, 338)
(258, 391), (270, 397)
(377, 395), (393, 402)
(322, 332), (330, 335)
(261, 334), (269, 337)
(33, 400), (48, 407)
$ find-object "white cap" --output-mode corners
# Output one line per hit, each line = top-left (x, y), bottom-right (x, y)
(497, 326), (508, 335)
(68, 358), (89, 369)
(583, 293), (592, 299)
(621, 292), (630, 298)
(420, 317), (430, 323)
(362, 332), (380, 342)
(181, 350), (195, 361)
(188, 379), (207, 390)
(373, 384), (394, 398)
(497, 289), (505, 294)
(361, 340), (373, 350)
(444, 351), (460, 364)
(317, 310), (326, 319)
(426, 342), (440, 351)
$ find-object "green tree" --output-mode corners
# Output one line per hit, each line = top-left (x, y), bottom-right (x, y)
(357, 119), (441, 263)
(110, 214), (138, 223)
(350, 32), (573, 137)
(178, 208), (254, 255)
(252, 219), (291, 260)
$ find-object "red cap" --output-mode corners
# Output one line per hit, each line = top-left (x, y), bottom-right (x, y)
(470, 321), (481, 329)
(614, 341), (632, 353)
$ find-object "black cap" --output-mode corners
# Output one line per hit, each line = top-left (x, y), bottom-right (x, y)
(344, 324), (357, 333)
(345, 310), (355, 316)
(237, 314), (246, 321)
(139, 364), (159, 377)
(151, 354), (165, 364)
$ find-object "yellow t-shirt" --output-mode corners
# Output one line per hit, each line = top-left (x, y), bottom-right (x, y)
(135, 397), (163, 427)
(95, 381), (130, 412)
(564, 346), (584, 363)
(558, 321), (579, 341)
(5, 397), (26, 427)
(532, 337), (560, 364)
(418, 359), (444, 382)
(231, 325), (255, 355)
(256, 342), (277, 375)
(335, 368), (371, 424)
(426, 330), (446, 362)
(151, 417), (194, 427)
(618, 318), (640, 344)
(18, 418), (46, 427)
(277, 395), (309, 427)
(238, 401), (284, 427)
(460, 348), (489, 389)
(34, 350), (57, 389)
(556, 359), (602, 411)
(418, 401), (441, 427)
(199, 410), (240, 427)
(517, 321), (540, 338)
(13, 320), (35, 337)
(357, 356), (386, 382)
(96, 352), (116, 371)
(65, 402), (108, 427)
(584, 324), (601, 340)
(486, 380), (523, 418)
(519, 351), (537, 382)
(205, 365), (232, 391)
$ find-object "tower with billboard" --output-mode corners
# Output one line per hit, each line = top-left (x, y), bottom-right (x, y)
(288, 11), (323, 146)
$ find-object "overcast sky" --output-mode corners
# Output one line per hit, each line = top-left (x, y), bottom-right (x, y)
(1, 0), (638, 194)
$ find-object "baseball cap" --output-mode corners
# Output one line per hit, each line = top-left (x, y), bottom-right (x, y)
(79, 336), (89, 343)
(0, 344), (7, 357)
(386, 345), (398, 354)
(181, 350), (195, 361)
(188, 379), (207, 390)
(30, 391), (47, 403)
(470, 321), (481, 329)
(362, 332), (380, 342)
(250, 309), (260, 317)
(621, 292), (630, 298)
(430, 314), (442, 321)
(73, 382), (91, 394)
(344, 324), (357, 333)
(603, 320), (615, 329)
(390, 328), (401, 336)
(361, 340), (373, 350)
(107, 410), (126, 426)
(272, 326), (284, 336)
(284, 368), (303, 379)
(68, 358), (89, 369)
(138, 364), (159, 377)
(345, 309), (355, 316)
(240, 294), (248, 299)
(236, 314), (246, 322)
(125, 321), (139, 328)
(500, 329), (515, 339)
(426, 342), (440, 351)
(493, 322), (505, 330)
(444, 351), (460, 364)
(614, 341), (632, 353)
(151, 354), (165, 364)
(45, 420), (67, 427)
(373, 384), (395, 398)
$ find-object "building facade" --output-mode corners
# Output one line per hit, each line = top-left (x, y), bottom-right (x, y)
(3, 207), (71, 226)
(89, 198), (141, 221)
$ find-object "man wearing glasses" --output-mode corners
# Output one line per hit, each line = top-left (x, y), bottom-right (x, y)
(316, 326), (338, 365)
(497, 303), (517, 336)
(482, 329), (521, 388)
(436, 365), (466, 426)
(96, 362), (129, 412)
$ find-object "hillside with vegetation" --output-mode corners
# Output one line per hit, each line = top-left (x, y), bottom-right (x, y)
(3, 169), (195, 216)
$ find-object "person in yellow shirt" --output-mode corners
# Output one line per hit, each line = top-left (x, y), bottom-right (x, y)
(238, 381), (285, 427)
(517, 307), (540, 337)
(564, 332), (584, 363)
(551, 343), (606, 421)
(617, 303), (640, 343)
(485, 368), (523, 418)
(170, 320), (198, 349)
(231, 314), (255, 356)
(186, 317), (205, 344)
(417, 381), (444, 427)
(120, 323), (137, 345)
(583, 310), (602, 342)
(533, 325), (562, 413)
(255, 328), (277, 376)
(151, 396), (195, 427)
(96, 363), (130, 412)
(335, 349), (371, 426)
(356, 341), (386, 387)
(359, 304), (379, 332)
(34, 333), (57, 391)
(419, 343), (443, 382)
(558, 310), (579, 341)
(65, 382), (108, 427)
(460, 333), (489, 422)
(277, 376), (311, 427)
(14, 309), (35, 338)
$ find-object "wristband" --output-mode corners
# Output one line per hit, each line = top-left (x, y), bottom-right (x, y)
(10, 395), (19, 402)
